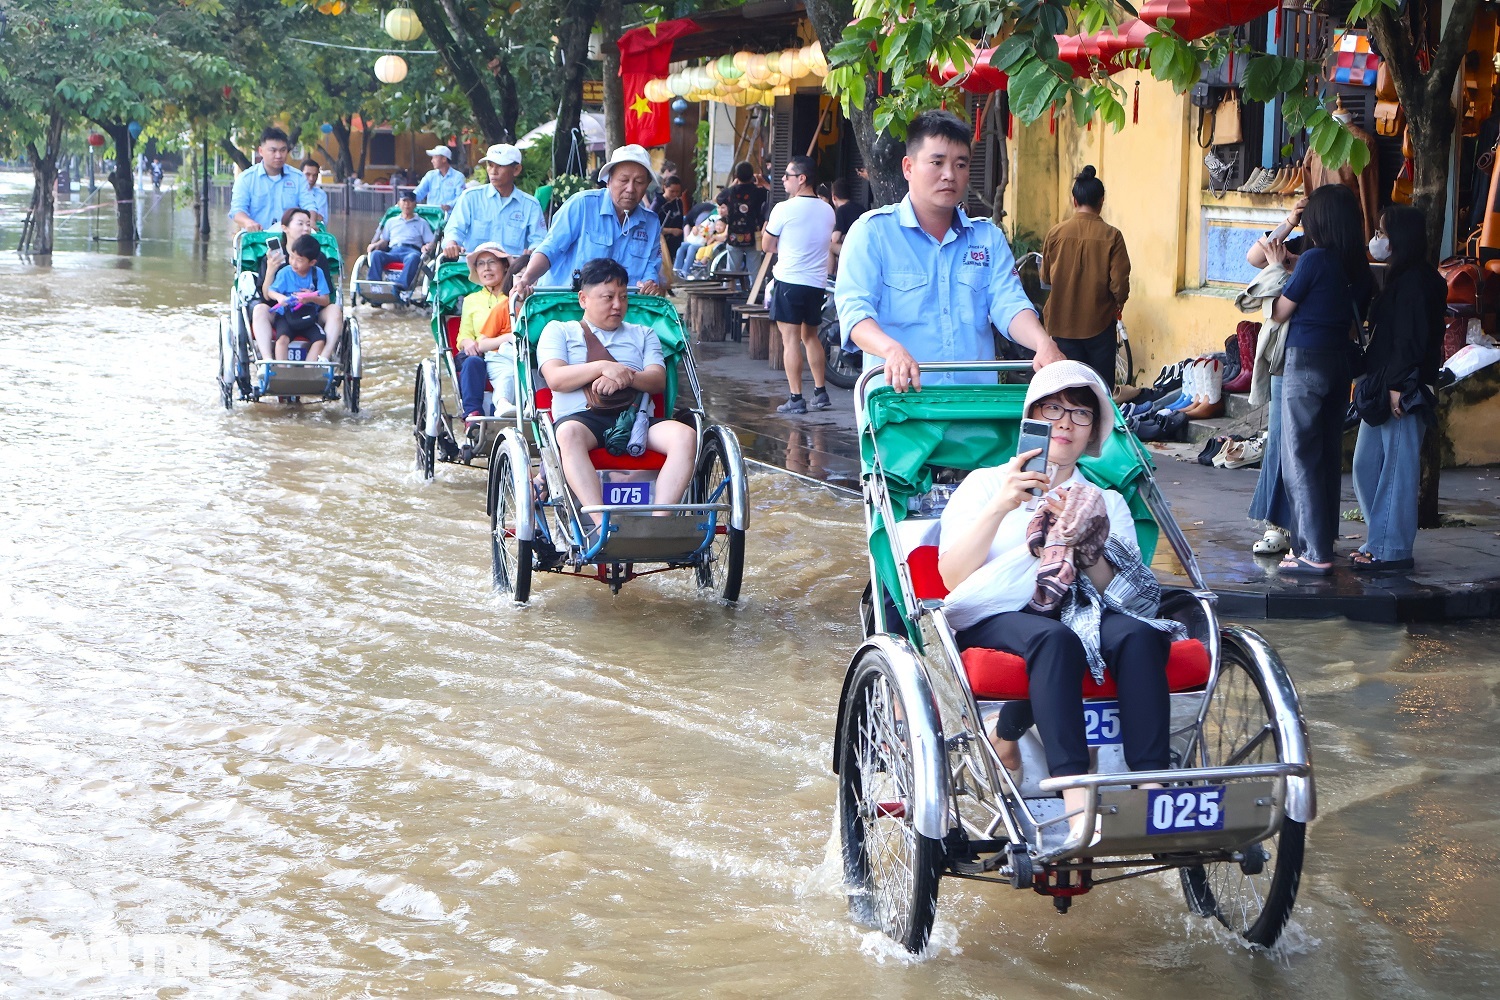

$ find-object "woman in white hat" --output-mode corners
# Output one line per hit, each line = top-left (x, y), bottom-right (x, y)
(936, 361), (1183, 841)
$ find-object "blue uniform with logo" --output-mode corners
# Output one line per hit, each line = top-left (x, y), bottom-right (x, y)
(414, 167), (467, 209)
(835, 195), (1036, 384)
(445, 183), (546, 257)
(229, 163), (316, 230)
(535, 188), (663, 289)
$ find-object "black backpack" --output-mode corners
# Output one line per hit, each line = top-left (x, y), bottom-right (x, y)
(723, 184), (763, 247)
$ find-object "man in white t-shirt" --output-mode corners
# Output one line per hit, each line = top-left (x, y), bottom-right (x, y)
(763, 155), (837, 414)
(536, 258), (697, 527)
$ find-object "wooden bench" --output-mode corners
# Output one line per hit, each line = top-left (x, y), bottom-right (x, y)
(686, 287), (741, 343)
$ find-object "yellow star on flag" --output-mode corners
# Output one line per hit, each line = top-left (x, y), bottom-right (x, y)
(629, 94), (652, 117)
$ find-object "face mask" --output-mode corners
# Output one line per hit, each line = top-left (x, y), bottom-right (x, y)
(1369, 235), (1391, 261)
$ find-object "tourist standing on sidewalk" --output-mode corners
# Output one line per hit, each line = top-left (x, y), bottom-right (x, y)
(836, 110), (1064, 389)
(717, 161), (768, 274)
(1040, 166), (1130, 389)
(1351, 205), (1445, 570)
(1261, 184), (1373, 576)
(767, 156), (837, 414)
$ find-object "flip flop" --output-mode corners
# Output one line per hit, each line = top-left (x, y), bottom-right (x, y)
(1350, 552), (1414, 572)
(1278, 555), (1332, 577)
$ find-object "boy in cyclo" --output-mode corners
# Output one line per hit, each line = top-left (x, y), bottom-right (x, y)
(263, 234), (332, 361)
(455, 242), (519, 431)
(536, 258), (697, 528)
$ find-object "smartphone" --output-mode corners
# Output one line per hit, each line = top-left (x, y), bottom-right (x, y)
(1016, 418), (1052, 497)
(266, 236), (283, 256)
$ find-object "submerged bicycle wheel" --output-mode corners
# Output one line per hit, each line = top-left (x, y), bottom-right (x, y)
(1180, 635), (1305, 947)
(489, 448), (532, 603)
(837, 648), (943, 953)
(692, 428), (744, 602)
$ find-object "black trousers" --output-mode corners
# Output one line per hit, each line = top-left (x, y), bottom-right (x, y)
(1056, 325), (1118, 390)
(956, 609), (1171, 777)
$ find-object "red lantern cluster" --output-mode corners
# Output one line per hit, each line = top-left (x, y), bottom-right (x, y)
(87, 133), (106, 147)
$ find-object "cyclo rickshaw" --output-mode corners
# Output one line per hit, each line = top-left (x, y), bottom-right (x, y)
(218, 229), (363, 413)
(346, 203), (446, 308)
(485, 289), (749, 604)
(412, 258), (510, 476)
(836, 361), (1313, 952)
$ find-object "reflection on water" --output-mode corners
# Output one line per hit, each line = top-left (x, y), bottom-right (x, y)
(1, 175), (1499, 997)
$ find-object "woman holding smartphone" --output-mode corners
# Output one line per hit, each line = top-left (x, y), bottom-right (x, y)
(936, 362), (1182, 842)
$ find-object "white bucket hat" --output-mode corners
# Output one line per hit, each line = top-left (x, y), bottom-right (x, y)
(597, 143), (658, 186)
(477, 143), (522, 167)
(425, 144), (453, 159)
(1022, 360), (1114, 457)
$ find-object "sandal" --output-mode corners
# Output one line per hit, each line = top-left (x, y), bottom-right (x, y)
(1278, 555), (1332, 577)
(1252, 527), (1290, 555)
(1351, 552), (1414, 572)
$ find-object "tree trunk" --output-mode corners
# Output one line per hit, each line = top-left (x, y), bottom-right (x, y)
(24, 110), (66, 255)
(494, 55), (519, 143)
(992, 92), (1010, 225)
(600, 0), (625, 153)
(803, 0), (905, 206)
(553, 2), (602, 177)
(101, 122), (137, 246)
(330, 118), (355, 181)
(411, 0), (510, 144)
(219, 136), (251, 172)
(1369, 0), (1481, 529)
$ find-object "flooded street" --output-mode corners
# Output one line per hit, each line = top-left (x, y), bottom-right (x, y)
(3, 175), (1500, 997)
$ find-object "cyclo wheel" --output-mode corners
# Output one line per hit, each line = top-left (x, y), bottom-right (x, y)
(340, 331), (360, 414)
(1179, 634), (1306, 947)
(412, 365), (435, 480)
(692, 428), (745, 602)
(1115, 328), (1134, 390)
(217, 320), (234, 411)
(489, 446), (532, 602)
(837, 647), (943, 953)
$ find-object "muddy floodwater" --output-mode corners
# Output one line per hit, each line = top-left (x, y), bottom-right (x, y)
(2, 175), (1499, 997)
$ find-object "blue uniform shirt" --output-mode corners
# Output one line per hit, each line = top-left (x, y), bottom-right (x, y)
(376, 213), (437, 248)
(835, 195), (1037, 384)
(303, 183), (330, 220)
(414, 167), (467, 209)
(229, 163), (315, 229)
(446, 184), (547, 257)
(536, 188), (662, 288)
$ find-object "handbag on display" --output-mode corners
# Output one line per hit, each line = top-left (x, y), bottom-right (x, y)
(1212, 91), (1243, 146)
(1373, 62), (1404, 137)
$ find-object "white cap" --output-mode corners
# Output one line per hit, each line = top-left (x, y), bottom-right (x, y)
(477, 143), (522, 167)
(1022, 360), (1114, 457)
(425, 144), (453, 159)
(597, 143), (658, 186)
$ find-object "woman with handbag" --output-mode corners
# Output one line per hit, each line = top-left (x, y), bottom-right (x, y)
(1260, 184), (1373, 576)
(1350, 206), (1445, 570)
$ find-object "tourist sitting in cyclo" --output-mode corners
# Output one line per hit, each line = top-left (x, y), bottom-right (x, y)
(368, 190), (436, 295)
(937, 361), (1183, 843)
(250, 207), (344, 362)
(536, 258), (696, 526)
(456, 241), (519, 425)
(263, 234), (332, 361)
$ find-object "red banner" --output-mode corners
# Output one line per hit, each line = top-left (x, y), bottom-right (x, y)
(618, 19), (700, 148)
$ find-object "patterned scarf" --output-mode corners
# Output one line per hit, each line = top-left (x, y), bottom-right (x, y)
(1025, 481), (1112, 613)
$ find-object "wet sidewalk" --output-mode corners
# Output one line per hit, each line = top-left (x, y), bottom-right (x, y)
(692, 341), (1500, 622)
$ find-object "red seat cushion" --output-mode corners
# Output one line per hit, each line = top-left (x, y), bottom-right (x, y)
(961, 639), (1211, 700)
(385, 261), (405, 271)
(907, 545), (950, 600)
(532, 387), (668, 470)
(444, 315), (462, 355)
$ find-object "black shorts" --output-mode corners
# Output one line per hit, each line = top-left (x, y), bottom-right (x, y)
(273, 310), (325, 341)
(555, 408), (653, 446)
(768, 280), (826, 327)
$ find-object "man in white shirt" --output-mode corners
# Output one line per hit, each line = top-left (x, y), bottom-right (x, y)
(763, 156), (836, 414)
(536, 258), (697, 527)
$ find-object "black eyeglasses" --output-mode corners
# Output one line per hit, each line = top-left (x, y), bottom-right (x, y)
(1035, 402), (1095, 426)
(783, 172), (803, 180)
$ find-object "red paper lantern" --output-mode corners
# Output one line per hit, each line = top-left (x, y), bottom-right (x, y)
(87, 133), (106, 147)
(222, 85), (232, 100)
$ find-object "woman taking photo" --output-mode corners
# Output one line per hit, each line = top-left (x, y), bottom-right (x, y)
(937, 362), (1183, 842)
(1041, 166), (1131, 389)
(1351, 206), (1445, 570)
(1261, 184), (1373, 576)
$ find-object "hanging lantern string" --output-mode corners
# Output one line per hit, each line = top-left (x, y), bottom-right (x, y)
(287, 36), (438, 54)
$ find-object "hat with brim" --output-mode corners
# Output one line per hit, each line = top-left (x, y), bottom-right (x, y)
(477, 143), (522, 167)
(1022, 360), (1114, 457)
(425, 145), (453, 159)
(597, 143), (658, 187)
(465, 241), (513, 283)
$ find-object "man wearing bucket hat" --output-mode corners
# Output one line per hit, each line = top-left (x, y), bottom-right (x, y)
(836, 110), (1064, 389)
(511, 143), (665, 301)
(367, 189), (437, 296)
(937, 360), (1181, 841)
(413, 144), (466, 211)
(443, 143), (546, 261)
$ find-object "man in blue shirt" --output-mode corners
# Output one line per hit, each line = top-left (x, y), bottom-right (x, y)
(367, 190), (437, 293)
(229, 127), (316, 232)
(836, 111), (1063, 389)
(442, 143), (546, 260)
(301, 160), (329, 223)
(413, 144), (466, 211)
(512, 143), (664, 299)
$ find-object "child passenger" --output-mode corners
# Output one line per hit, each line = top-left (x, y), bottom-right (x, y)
(456, 242), (518, 426)
(264, 234), (332, 361)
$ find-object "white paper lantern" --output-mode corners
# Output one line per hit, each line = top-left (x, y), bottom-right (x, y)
(374, 55), (408, 84)
(384, 7), (424, 42)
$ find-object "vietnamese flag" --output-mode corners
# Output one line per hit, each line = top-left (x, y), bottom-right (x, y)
(618, 19), (700, 148)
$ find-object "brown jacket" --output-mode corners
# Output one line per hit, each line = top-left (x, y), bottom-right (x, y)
(1041, 212), (1131, 341)
(1302, 124), (1380, 240)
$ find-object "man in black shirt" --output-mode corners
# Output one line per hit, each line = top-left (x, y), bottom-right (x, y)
(716, 160), (767, 274)
(828, 178), (868, 276)
(655, 174), (690, 262)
